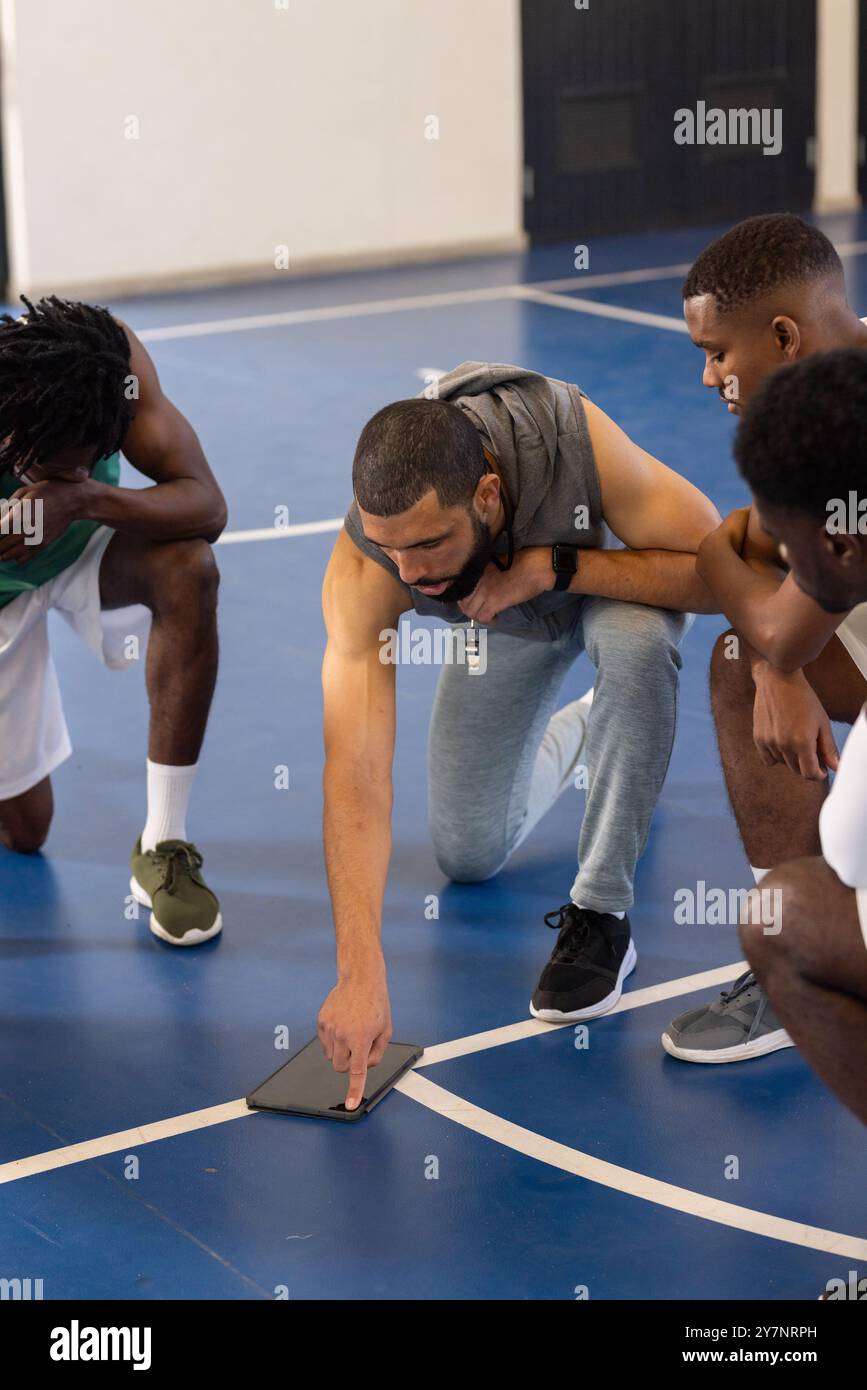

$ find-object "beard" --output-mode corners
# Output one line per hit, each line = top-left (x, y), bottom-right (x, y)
(421, 510), (497, 604)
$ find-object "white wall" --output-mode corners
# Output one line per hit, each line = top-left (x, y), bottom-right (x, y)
(814, 0), (861, 213)
(0, 0), (525, 297)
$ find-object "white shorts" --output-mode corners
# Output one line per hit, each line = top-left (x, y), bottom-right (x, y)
(858, 889), (867, 956)
(0, 527), (151, 801)
(837, 602), (867, 681)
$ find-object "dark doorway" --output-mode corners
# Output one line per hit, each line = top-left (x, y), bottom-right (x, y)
(522, 0), (816, 243)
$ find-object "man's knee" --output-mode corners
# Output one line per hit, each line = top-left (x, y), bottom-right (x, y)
(432, 833), (505, 884)
(0, 780), (53, 855)
(0, 814), (51, 855)
(738, 859), (813, 981)
(145, 539), (220, 616)
(587, 605), (683, 684)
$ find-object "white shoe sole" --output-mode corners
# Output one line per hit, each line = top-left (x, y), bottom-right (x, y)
(130, 876), (223, 947)
(659, 1028), (794, 1064)
(529, 938), (638, 1023)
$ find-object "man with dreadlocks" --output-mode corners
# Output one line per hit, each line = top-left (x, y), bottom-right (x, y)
(0, 296), (227, 945)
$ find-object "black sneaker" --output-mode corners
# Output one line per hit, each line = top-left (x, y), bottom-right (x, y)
(529, 902), (637, 1022)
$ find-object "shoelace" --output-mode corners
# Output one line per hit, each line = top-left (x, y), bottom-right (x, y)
(147, 843), (203, 895)
(719, 969), (757, 1006)
(543, 902), (593, 963)
(718, 969), (768, 1040)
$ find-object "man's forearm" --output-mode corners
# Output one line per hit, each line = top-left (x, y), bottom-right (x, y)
(695, 533), (827, 666)
(701, 522), (849, 671)
(323, 764), (392, 978)
(568, 548), (718, 613)
(77, 477), (227, 543)
(742, 634), (781, 683)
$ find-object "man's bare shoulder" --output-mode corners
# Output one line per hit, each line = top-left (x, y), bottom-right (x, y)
(323, 529), (411, 651)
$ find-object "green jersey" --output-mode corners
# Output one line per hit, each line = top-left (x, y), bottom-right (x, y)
(0, 452), (121, 609)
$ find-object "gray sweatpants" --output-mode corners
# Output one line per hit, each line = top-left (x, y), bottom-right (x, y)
(427, 596), (692, 912)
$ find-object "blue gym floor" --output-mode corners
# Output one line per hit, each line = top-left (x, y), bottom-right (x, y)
(2, 212), (866, 1301)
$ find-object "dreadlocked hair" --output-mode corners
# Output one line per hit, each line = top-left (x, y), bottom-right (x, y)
(0, 295), (133, 474)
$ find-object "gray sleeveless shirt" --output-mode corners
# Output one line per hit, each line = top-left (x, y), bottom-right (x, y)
(343, 361), (607, 642)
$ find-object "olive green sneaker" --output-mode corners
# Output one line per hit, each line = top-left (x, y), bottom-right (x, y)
(130, 839), (222, 946)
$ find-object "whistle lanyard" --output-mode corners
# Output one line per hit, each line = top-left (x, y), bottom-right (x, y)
(490, 484), (515, 573)
(467, 483), (514, 670)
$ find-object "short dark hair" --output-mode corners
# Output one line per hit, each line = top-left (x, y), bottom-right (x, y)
(0, 295), (133, 475)
(352, 397), (486, 517)
(735, 347), (867, 518)
(682, 214), (843, 315)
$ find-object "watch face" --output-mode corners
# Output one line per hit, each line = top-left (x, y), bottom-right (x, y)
(553, 545), (578, 572)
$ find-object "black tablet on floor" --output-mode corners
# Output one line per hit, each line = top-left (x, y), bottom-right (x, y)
(246, 1038), (424, 1121)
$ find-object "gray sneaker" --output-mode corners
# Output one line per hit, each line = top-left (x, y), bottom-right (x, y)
(661, 971), (794, 1063)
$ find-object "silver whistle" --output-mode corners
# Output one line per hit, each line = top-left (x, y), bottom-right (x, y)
(467, 619), (481, 672)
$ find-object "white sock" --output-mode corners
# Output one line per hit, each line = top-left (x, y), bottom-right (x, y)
(750, 865), (770, 884)
(141, 760), (197, 853)
(573, 901), (626, 920)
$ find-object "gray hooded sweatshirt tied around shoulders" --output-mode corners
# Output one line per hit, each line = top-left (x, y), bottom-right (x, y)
(343, 361), (609, 642)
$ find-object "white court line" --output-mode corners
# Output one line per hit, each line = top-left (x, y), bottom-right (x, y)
(416, 959), (747, 1067)
(206, 236), (867, 544)
(134, 239), (867, 346)
(137, 279), (686, 344)
(0, 959), (742, 1187)
(514, 285), (688, 333)
(530, 263), (692, 293)
(0, 1100), (251, 1186)
(7, 956), (866, 1262)
(527, 238), (867, 296)
(136, 284), (529, 343)
(7, 249), (857, 1237)
(217, 518), (343, 544)
(130, 263), (703, 344)
(134, 263), (698, 343)
(396, 1071), (867, 1262)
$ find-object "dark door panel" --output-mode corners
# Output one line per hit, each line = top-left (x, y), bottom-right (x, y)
(523, 0), (816, 243)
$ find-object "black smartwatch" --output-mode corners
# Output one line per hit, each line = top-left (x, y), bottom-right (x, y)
(551, 544), (579, 592)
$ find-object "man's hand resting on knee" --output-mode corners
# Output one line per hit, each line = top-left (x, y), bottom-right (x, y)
(751, 657), (839, 781)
